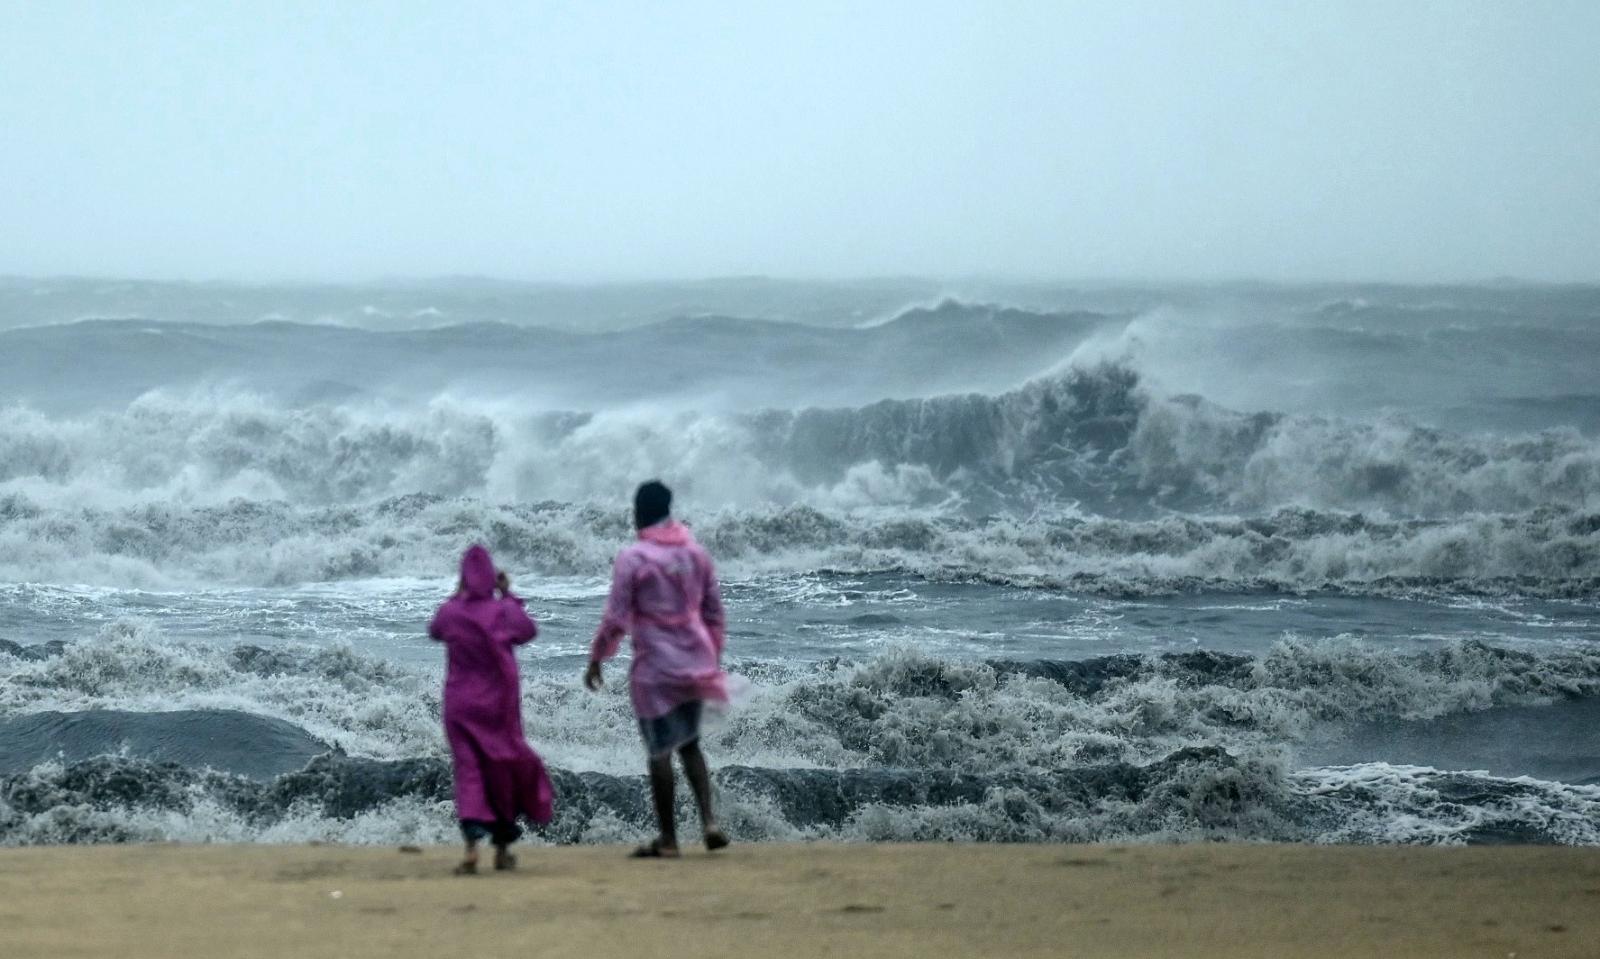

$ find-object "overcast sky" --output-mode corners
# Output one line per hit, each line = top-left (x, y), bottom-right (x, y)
(3, 1), (1597, 282)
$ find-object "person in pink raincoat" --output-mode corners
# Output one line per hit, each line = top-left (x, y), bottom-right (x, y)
(585, 480), (731, 858)
(429, 544), (554, 874)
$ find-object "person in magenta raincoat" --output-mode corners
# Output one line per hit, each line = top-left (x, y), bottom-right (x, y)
(429, 544), (554, 874)
(585, 480), (731, 858)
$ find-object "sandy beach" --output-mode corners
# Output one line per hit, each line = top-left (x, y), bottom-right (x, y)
(1, 843), (1596, 958)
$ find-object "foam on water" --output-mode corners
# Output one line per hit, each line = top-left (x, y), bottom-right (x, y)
(5, 627), (1600, 844)
(10, 621), (1600, 771)
(0, 494), (1595, 597)
(3, 361), (1598, 516)
(8, 748), (1599, 847)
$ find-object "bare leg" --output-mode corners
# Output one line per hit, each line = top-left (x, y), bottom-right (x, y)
(680, 740), (729, 850)
(647, 753), (679, 852)
(678, 740), (716, 832)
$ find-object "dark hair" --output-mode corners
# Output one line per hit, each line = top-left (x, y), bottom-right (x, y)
(634, 480), (672, 529)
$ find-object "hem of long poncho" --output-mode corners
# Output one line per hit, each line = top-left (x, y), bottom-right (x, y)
(452, 752), (555, 826)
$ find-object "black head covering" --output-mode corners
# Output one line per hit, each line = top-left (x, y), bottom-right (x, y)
(634, 480), (672, 530)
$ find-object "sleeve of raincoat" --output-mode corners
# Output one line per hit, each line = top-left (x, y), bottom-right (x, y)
(589, 552), (636, 663)
(698, 551), (726, 658)
(499, 595), (538, 645)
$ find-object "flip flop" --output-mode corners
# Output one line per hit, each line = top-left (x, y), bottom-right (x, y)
(704, 829), (731, 852)
(630, 839), (681, 859)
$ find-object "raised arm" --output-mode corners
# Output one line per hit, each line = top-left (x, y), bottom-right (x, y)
(499, 595), (538, 645)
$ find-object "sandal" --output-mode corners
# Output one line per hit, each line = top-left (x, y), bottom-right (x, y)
(453, 860), (478, 876)
(494, 850), (517, 872)
(704, 829), (731, 852)
(630, 839), (681, 859)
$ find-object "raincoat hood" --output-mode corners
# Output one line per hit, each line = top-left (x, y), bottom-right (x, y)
(638, 519), (692, 547)
(459, 544), (498, 599)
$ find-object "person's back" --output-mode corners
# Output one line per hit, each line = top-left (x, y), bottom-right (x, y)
(605, 521), (726, 718)
(586, 480), (731, 858)
(429, 545), (552, 873)
(435, 585), (529, 748)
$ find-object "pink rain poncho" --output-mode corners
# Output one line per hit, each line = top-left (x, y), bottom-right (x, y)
(429, 545), (554, 827)
(591, 520), (730, 720)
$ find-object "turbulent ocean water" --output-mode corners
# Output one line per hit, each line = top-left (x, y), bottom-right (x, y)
(1, 277), (1598, 846)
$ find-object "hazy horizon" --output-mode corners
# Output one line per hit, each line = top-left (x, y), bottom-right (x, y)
(4, 1), (1598, 283)
(6, 270), (1597, 291)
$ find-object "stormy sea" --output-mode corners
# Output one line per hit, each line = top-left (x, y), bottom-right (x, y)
(1, 277), (1597, 846)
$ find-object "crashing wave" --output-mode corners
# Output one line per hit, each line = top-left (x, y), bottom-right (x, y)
(8, 626), (1600, 777)
(6, 748), (1596, 847)
(0, 491), (1595, 594)
(7, 627), (1600, 845)
(2, 361), (1597, 524)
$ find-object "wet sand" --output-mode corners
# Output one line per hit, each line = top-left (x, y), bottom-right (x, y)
(2, 843), (1597, 958)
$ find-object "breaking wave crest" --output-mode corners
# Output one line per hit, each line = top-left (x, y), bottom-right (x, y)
(8, 750), (1595, 846)
(2, 364), (1597, 518)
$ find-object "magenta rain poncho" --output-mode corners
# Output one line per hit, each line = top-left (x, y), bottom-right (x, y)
(428, 545), (554, 827)
(590, 520), (730, 720)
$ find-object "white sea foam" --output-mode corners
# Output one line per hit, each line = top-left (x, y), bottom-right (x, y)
(0, 491), (1593, 594)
